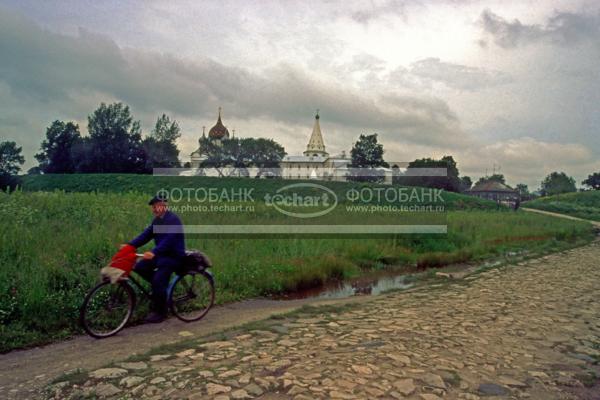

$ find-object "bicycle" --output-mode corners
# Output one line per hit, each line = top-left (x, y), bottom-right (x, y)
(80, 253), (215, 338)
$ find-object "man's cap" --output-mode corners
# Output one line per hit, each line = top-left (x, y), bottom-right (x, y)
(148, 192), (168, 205)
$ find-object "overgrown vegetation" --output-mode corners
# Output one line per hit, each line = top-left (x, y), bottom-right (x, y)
(525, 190), (600, 221)
(0, 184), (593, 352)
(19, 174), (497, 209)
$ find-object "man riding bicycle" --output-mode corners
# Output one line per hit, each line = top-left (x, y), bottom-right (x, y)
(124, 193), (185, 323)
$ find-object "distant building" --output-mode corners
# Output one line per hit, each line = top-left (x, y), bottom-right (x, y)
(280, 111), (351, 181)
(466, 180), (520, 204)
(187, 109), (393, 183)
(190, 107), (230, 168)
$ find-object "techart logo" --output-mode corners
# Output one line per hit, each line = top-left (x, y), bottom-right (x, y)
(264, 183), (338, 218)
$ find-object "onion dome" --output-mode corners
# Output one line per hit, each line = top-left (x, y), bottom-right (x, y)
(208, 107), (230, 140)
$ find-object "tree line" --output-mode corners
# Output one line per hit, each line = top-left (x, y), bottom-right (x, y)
(31, 102), (181, 175)
(2, 113), (600, 195)
(347, 133), (473, 192)
(194, 136), (286, 175)
(0, 101), (291, 189)
(345, 133), (599, 197)
(1, 102), (182, 189)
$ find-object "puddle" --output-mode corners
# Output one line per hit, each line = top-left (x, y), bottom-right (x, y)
(272, 271), (414, 300)
(269, 256), (511, 301)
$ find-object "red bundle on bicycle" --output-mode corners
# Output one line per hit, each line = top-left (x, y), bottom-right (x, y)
(100, 244), (137, 283)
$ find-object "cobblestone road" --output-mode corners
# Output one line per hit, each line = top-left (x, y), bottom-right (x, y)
(49, 242), (600, 400)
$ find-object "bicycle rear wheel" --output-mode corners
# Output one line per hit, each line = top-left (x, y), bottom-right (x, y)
(80, 280), (135, 338)
(170, 271), (214, 322)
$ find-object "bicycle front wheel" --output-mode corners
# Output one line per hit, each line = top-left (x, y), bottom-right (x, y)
(170, 271), (215, 322)
(80, 280), (135, 338)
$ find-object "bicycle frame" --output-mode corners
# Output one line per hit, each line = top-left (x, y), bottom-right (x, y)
(125, 269), (190, 303)
(127, 253), (214, 303)
(126, 273), (152, 299)
(126, 253), (158, 300)
(126, 272), (182, 302)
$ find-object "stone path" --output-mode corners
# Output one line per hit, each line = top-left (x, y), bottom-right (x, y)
(46, 241), (600, 400)
(2, 297), (371, 400)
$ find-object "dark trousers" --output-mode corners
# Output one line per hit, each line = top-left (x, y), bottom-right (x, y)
(133, 256), (180, 314)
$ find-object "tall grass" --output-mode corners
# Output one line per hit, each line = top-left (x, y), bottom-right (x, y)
(525, 191), (600, 221)
(20, 174), (497, 209)
(0, 189), (594, 352)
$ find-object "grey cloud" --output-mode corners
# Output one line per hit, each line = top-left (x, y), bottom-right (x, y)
(386, 66), (429, 91)
(0, 5), (467, 167)
(227, 64), (467, 147)
(386, 58), (511, 91)
(480, 9), (600, 48)
(409, 58), (512, 91)
(348, 0), (408, 24)
(344, 53), (387, 73)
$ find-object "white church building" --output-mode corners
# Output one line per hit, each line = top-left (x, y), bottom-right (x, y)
(186, 109), (393, 183)
(280, 111), (352, 181)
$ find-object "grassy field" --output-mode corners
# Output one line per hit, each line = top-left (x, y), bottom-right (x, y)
(525, 191), (600, 221)
(0, 182), (594, 352)
(19, 174), (497, 209)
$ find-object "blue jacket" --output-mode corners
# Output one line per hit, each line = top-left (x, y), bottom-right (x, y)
(129, 210), (185, 258)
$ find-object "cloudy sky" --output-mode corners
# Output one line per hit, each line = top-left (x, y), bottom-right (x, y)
(1, 0), (599, 188)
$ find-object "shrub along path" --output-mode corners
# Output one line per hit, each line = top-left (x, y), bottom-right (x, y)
(44, 240), (600, 400)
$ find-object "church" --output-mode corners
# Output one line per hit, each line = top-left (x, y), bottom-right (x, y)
(189, 107), (231, 169)
(279, 111), (351, 181)
(189, 109), (391, 182)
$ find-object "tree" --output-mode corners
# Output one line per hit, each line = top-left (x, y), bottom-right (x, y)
(475, 174), (505, 186)
(349, 133), (388, 182)
(86, 102), (145, 173)
(541, 171), (576, 196)
(244, 138), (286, 177)
(152, 114), (181, 143)
(199, 137), (233, 175)
(0, 141), (25, 191)
(515, 184), (529, 196)
(398, 155), (461, 192)
(244, 138), (286, 169)
(70, 138), (95, 173)
(582, 172), (600, 190)
(515, 183), (532, 200)
(142, 114), (182, 171)
(35, 120), (81, 173)
(199, 137), (286, 177)
(350, 134), (388, 168)
(460, 176), (472, 192)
